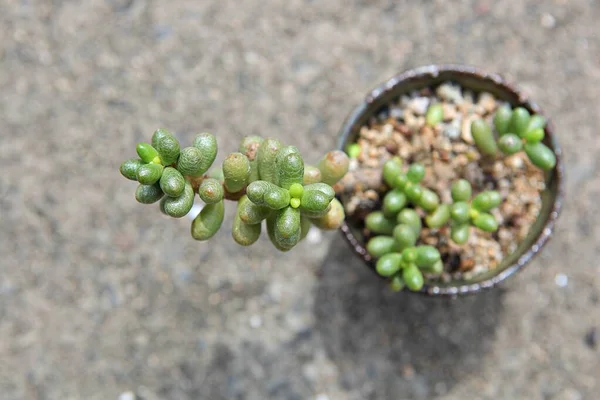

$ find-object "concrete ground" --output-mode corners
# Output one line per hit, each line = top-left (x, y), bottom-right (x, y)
(1, 0), (598, 399)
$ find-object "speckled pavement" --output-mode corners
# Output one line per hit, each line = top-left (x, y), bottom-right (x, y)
(1, 1), (598, 399)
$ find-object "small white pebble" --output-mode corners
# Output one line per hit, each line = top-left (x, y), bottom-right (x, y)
(541, 13), (556, 29)
(554, 273), (568, 288)
(307, 226), (322, 244)
(186, 203), (204, 221)
(119, 392), (136, 400)
(249, 315), (262, 328)
(315, 395), (330, 400)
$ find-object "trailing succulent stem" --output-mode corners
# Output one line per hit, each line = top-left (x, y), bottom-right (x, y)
(120, 129), (349, 252)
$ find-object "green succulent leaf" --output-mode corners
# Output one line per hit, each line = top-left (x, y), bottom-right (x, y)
(136, 142), (159, 163)
(393, 224), (418, 251)
(402, 264), (424, 291)
(425, 204), (450, 229)
(191, 200), (225, 241)
(397, 209), (422, 236)
(309, 198), (345, 230)
(451, 179), (472, 202)
(299, 190), (331, 218)
(160, 181), (194, 218)
(471, 119), (497, 156)
(425, 103), (444, 126)
(376, 253), (402, 277)
(418, 189), (440, 212)
(406, 164), (425, 184)
(159, 167), (186, 197)
(223, 152), (251, 193)
(393, 174), (409, 191)
(366, 236), (397, 258)
(509, 107), (531, 138)
(192, 132), (218, 172)
(303, 183), (335, 199)
(472, 191), (502, 212)
(450, 222), (470, 244)
(120, 158), (143, 181)
(382, 189), (407, 217)
(404, 183), (423, 204)
(273, 206), (302, 250)
(177, 147), (207, 177)
(493, 105), (512, 135)
(277, 152), (304, 190)
(383, 157), (403, 187)
(135, 182), (164, 204)
(401, 247), (418, 264)
(450, 201), (471, 224)
(238, 195), (272, 225)
(345, 143), (361, 159)
(523, 128), (545, 144)
(526, 115), (547, 133)
(390, 275), (405, 292)
(365, 211), (397, 235)
(198, 178), (224, 204)
(136, 163), (164, 185)
(300, 216), (312, 240)
(152, 129), (181, 166)
(238, 136), (263, 161)
(232, 196), (262, 246)
(421, 259), (444, 274)
(415, 245), (441, 268)
(303, 165), (322, 185)
(317, 150), (350, 186)
(256, 138), (281, 184)
(246, 180), (290, 209)
(498, 133), (524, 155)
(472, 212), (499, 232)
(524, 142), (556, 170)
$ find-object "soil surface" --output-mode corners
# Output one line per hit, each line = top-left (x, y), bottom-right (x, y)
(1, 1), (599, 399)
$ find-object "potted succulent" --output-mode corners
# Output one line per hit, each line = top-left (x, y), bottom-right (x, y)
(119, 130), (350, 251)
(118, 64), (563, 297)
(334, 64), (564, 296)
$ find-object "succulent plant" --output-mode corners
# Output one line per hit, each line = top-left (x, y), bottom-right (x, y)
(120, 129), (349, 251)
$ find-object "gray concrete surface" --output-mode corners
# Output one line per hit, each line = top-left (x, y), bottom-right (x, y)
(1, 0), (599, 399)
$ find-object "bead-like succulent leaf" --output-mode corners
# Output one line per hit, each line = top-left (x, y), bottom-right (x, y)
(152, 129), (180, 166)
(317, 150), (350, 186)
(223, 152), (251, 193)
(191, 200), (225, 241)
(160, 181), (194, 218)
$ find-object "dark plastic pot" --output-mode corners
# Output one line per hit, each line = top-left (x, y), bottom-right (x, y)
(336, 65), (565, 297)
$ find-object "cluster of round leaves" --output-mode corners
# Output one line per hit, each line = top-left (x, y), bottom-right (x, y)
(470, 105), (556, 171)
(120, 129), (349, 252)
(363, 158), (501, 292)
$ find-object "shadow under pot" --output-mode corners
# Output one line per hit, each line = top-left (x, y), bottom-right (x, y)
(335, 64), (564, 297)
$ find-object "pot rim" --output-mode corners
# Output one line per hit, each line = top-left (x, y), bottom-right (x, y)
(336, 64), (565, 297)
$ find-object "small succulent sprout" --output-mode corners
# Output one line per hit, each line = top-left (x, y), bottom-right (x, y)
(256, 138), (281, 184)
(120, 158), (143, 181)
(136, 163), (164, 185)
(365, 211), (397, 235)
(450, 222), (470, 244)
(425, 204), (451, 228)
(135, 182), (164, 204)
(402, 264), (424, 291)
(152, 128), (180, 166)
(232, 196), (262, 246)
(345, 143), (361, 159)
(390, 275), (405, 292)
(303, 165), (322, 185)
(382, 189), (407, 217)
(198, 178), (224, 204)
(451, 179), (472, 202)
(383, 157), (403, 187)
(136, 142), (160, 164)
(376, 253), (403, 277)
(393, 224), (418, 250)
(273, 206), (302, 250)
(222, 152), (251, 193)
(192, 132), (218, 173)
(317, 150), (350, 186)
(497, 133), (523, 155)
(310, 198), (345, 230)
(191, 200), (225, 241)
(471, 190), (502, 213)
(417, 189), (440, 212)
(425, 103), (444, 126)
(177, 147), (206, 177)
(494, 105), (512, 135)
(406, 164), (425, 183)
(471, 119), (497, 156)
(160, 181), (195, 218)
(509, 107), (531, 138)
(160, 167), (186, 197)
(237, 195), (271, 225)
(277, 151), (304, 190)
(366, 236), (398, 258)
(524, 142), (556, 170)
(472, 212), (499, 232)
(397, 209), (422, 236)
(289, 183), (304, 205)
